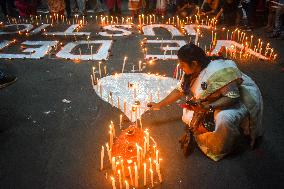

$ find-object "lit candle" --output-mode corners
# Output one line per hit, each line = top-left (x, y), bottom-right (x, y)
(195, 29), (199, 45)
(99, 62), (102, 78)
(109, 130), (113, 148)
(121, 160), (125, 178)
(117, 97), (120, 110)
(149, 158), (152, 171)
(106, 143), (111, 162)
(111, 121), (115, 137)
(122, 98), (127, 113)
(134, 163), (139, 188)
(100, 146), (104, 170)
(156, 150), (159, 164)
(90, 75), (95, 89)
(112, 157), (116, 172)
(143, 136), (147, 158)
(118, 114), (122, 130)
(144, 163), (147, 186)
(125, 180), (129, 189)
(122, 57), (127, 73)
(111, 177), (116, 189)
(136, 144), (140, 169)
(99, 83), (102, 98)
(128, 166), (133, 186)
(118, 170), (122, 189)
(227, 30), (229, 40)
(139, 60), (142, 71)
(156, 162), (162, 183)
(150, 169), (154, 187)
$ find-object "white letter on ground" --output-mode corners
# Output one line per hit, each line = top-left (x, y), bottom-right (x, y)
(142, 24), (183, 36)
(145, 40), (187, 60)
(0, 41), (58, 59)
(56, 40), (112, 60)
(0, 24), (34, 35)
(99, 25), (132, 36)
(44, 24), (90, 36)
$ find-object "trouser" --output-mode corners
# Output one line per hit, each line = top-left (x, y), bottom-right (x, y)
(65, 0), (71, 17)
(183, 103), (248, 161)
(0, 0), (16, 16)
(70, 0), (86, 13)
(274, 7), (284, 33)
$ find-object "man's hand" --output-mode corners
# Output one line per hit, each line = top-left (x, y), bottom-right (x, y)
(147, 102), (161, 110)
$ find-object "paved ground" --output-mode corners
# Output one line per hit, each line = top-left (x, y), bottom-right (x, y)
(1, 8), (284, 189)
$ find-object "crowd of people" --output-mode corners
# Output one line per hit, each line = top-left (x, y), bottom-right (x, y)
(0, 0), (283, 38)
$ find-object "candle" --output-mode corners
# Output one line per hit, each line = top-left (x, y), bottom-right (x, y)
(134, 163), (139, 188)
(123, 100), (126, 115)
(110, 130), (113, 148)
(111, 177), (116, 189)
(112, 157), (116, 172)
(144, 163), (147, 186)
(99, 83), (102, 98)
(125, 180), (129, 189)
(139, 60), (142, 71)
(122, 57), (127, 73)
(99, 62), (102, 78)
(111, 121), (115, 137)
(143, 136), (147, 158)
(149, 158), (152, 171)
(121, 160), (125, 178)
(140, 118), (143, 129)
(100, 146), (104, 170)
(136, 144), (140, 169)
(104, 66), (107, 76)
(91, 75), (95, 89)
(128, 166), (133, 186)
(156, 162), (162, 183)
(195, 29), (199, 45)
(117, 96), (120, 110)
(118, 170), (122, 189)
(106, 143), (111, 162)
(119, 114), (123, 130)
(156, 150), (159, 164)
(150, 169), (154, 187)
(145, 130), (150, 150)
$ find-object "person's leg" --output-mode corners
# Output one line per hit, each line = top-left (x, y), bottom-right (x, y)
(195, 103), (248, 161)
(270, 7), (282, 38)
(65, 0), (72, 17)
(0, 0), (8, 16)
(76, 0), (86, 15)
(0, 69), (17, 89)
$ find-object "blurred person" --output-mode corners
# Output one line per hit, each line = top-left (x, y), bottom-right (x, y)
(201, 0), (221, 16)
(269, 1), (284, 38)
(156, 0), (167, 15)
(47, 0), (65, 15)
(106, 0), (122, 15)
(0, 0), (17, 17)
(176, 0), (199, 18)
(14, 0), (38, 16)
(129, 0), (142, 16)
